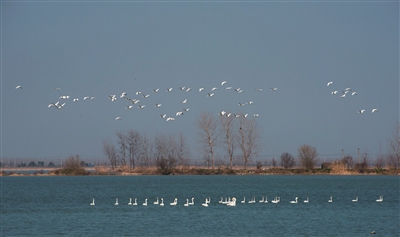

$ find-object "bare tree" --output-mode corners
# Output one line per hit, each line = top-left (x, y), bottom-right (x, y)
(342, 155), (354, 169)
(116, 131), (127, 167)
(103, 139), (118, 169)
(176, 132), (191, 169)
(280, 152), (295, 169)
(139, 133), (152, 167)
(154, 133), (176, 173)
(388, 121), (400, 169)
(197, 111), (219, 169)
(298, 144), (318, 169)
(375, 142), (386, 169)
(237, 116), (260, 169)
(220, 113), (236, 169)
(126, 130), (141, 169)
(271, 157), (277, 168)
(64, 154), (81, 169)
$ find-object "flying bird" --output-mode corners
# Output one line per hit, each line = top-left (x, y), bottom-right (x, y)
(54, 87), (61, 91)
(327, 81), (333, 86)
(199, 88), (204, 92)
(372, 108), (378, 113)
(138, 105), (145, 109)
(83, 96), (90, 100)
(183, 108), (190, 112)
(160, 114), (167, 119)
(256, 88), (263, 92)
(351, 92), (357, 96)
(270, 87), (278, 91)
(207, 93), (214, 97)
(155, 103), (162, 108)
(126, 105), (134, 109)
(15, 85), (22, 89)
(357, 109), (365, 114)
(115, 117), (121, 120)
(211, 87), (218, 91)
(221, 81), (227, 85)
(166, 88), (173, 92)
(166, 117), (175, 121)
(153, 88), (159, 93)
(331, 91), (338, 95)
(182, 99), (187, 104)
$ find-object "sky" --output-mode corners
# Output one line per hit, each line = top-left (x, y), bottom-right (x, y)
(1, 1), (399, 165)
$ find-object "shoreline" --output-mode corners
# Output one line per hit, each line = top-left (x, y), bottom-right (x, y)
(1, 166), (399, 176)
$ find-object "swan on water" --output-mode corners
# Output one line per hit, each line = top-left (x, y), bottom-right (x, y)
(328, 196), (333, 203)
(264, 197), (268, 203)
(115, 198), (119, 205)
(352, 196), (358, 202)
(128, 198), (132, 205)
(303, 197), (309, 203)
(170, 198), (178, 206)
(154, 197), (159, 205)
(184, 199), (189, 207)
(376, 196), (383, 202)
(202, 198), (209, 207)
(133, 198), (138, 206)
(241, 197), (246, 204)
(142, 198), (148, 206)
(159, 198), (165, 206)
(259, 196), (264, 203)
(189, 197), (194, 205)
(90, 198), (95, 206)
(290, 197), (298, 204)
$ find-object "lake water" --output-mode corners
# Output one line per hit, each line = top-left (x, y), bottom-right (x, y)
(1, 175), (399, 236)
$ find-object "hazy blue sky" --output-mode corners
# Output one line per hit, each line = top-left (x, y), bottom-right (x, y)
(1, 1), (398, 164)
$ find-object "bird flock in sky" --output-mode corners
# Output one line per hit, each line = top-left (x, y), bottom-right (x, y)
(14, 80), (378, 121)
(326, 81), (377, 114)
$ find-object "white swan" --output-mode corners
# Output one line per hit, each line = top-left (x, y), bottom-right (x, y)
(264, 197), (268, 203)
(219, 197), (223, 203)
(352, 196), (358, 202)
(327, 81), (333, 86)
(290, 197), (298, 204)
(184, 199), (189, 207)
(128, 198), (132, 205)
(206, 197), (211, 204)
(170, 198), (178, 206)
(303, 197), (309, 203)
(376, 196), (383, 202)
(153, 197), (159, 205)
(90, 198), (95, 206)
(270, 87), (278, 91)
(328, 196), (333, 203)
(248, 196), (256, 204)
(133, 198), (138, 206)
(159, 198), (164, 206)
(259, 196), (264, 203)
(202, 198), (209, 207)
(189, 197), (194, 205)
(115, 198), (119, 205)
(271, 196), (280, 204)
(372, 108), (378, 113)
(142, 198), (148, 206)
(227, 197), (236, 206)
(241, 197), (246, 204)
(16, 85), (23, 89)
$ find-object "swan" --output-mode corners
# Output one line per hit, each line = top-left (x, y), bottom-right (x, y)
(184, 199), (189, 207)
(126, 105), (134, 109)
(142, 198), (148, 206)
(166, 117), (175, 121)
(376, 196), (383, 202)
(259, 196), (264, 203)
(207, 93), (214, 97)
(271, 196), (280, 204)
(372, 108), (378, 113)
(183, 108), (190, 112)
(120, 92), (127, 98)
(15, 85), (23, 89)
(256, 88), (263, 92)
(189, 197), (194, 205)
(352, 196), (358, 202)
(153, 88), (159, 93)
(328, 196), (333, 203)
(202, 198), (208, 207)
(357, 109), (365, 114)
(248, 196), (256, 204)
(270, 87), (278, 91)
(159, 198), (164, 206)
(155, 103), (162, 108)
(170, 198), (178, 206)
(199, 87), (204, 92)
(138, 105), (145, 109)
(219, 197), (223, 203)
(186, 87), (191, 92)
(227, 197), (236, 206)
(290, 197), (298, 204)
(327, 81), (333, 86)
(133, 198), (138, 206)
(303, 197), (309, 203)
(351, 91), (357, 96)
(264, 197), (268, 203)
(221, 81), (227, 85)
(73, 98), (79, 102)
(206, 197), (211, 204)
(90, 198), (95, 206)
(115, 198), (119, 205)
(166, 88), (173, 92)
(182, 99), (187, 104)
(179, 86), (185, 90)
(331, 91), (338, 95)
(128, 198), (132, 205)
(241, 197), (246, 204)
(154, 197), (159, 205)
(115, 117), (121, 120)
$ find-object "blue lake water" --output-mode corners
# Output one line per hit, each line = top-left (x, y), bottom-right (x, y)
(1, 175), (399, 236)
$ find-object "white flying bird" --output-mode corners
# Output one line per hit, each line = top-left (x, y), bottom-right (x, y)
(351, 92), (357, 96)
(270, 87), (278, 91)
(182, 99), (187, 104)
(211, 87), (218, 91)
(73, 98), (79, 102)
(221, 81), (227, 85)
(153, 88), (159, 93)
(115, 117), (121, 120)
(166, 88), (173, 92)
(372, 108), (378, 113)
(357, 109), (365, 114)
(160, 114), (167, 119)
(207, 93), (214, 97)
(331, 91), (338, 95)
(126, 105), (134, 109)
(186, 88), (192, 92)
(179, 86), (186, 90)
(166, 117), (175, 121)
(83, 96), (90, 100)
(256, 88), (263, 92)
(54, 87), (61, 91)
(183, 108), (190, 112)
(327, 81), (333, 86)
(155, 103), (162, 108)
(199, 88), (204, 92)
(120, 92), (127, 98)
(15, 85), (22, 89)
(138, 105), (145, 109)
